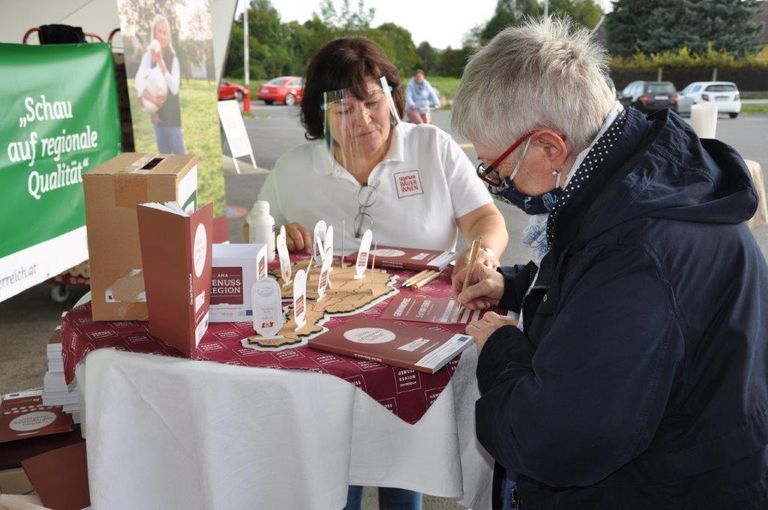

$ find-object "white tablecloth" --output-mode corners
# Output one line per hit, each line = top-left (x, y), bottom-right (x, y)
(77, 347), (493, 510)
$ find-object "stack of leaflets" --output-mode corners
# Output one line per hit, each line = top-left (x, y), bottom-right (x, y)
(1, 388), (74, 443)
(42, 326), (80, 423)
(309, 318), (473, 374)
(346, 245), (455, 272)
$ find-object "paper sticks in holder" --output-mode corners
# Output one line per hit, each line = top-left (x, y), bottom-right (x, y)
(402, 269), (440, 289)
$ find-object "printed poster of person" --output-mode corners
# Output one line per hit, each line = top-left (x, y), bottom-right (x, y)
(118, 0), (225, 213)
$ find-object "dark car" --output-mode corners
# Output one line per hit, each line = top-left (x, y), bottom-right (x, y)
(619, 81), (679, 114)
(256, 76), (304, 106)
(218, 80), (249, 101)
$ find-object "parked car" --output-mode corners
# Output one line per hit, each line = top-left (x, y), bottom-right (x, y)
(256, 76), (304, 105)
(218, 80), (249, 101)
(618, 81), (679, 115)
(677, 81), (741, 118)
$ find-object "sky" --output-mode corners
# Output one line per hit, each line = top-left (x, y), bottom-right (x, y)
(236, 0), (613, 50)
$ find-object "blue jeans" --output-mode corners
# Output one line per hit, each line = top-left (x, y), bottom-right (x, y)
(344, 485), (422, 510)
(152, 124), (185, 154)
(501, 477), (519, 510)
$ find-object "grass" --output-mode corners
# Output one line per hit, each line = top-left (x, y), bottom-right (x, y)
(426, 76), (461, 102)
(739, 91), (768, 100)
(742, 104), (768, 115)
(127, 79), (226, 215)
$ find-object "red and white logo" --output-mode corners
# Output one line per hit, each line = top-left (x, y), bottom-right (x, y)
(394, 170), (423, 198)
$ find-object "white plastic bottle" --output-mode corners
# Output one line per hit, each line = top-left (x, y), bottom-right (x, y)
(247, 200), (276, 261)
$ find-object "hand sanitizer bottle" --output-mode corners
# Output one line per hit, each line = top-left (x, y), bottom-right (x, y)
(248, 200), (275, 261)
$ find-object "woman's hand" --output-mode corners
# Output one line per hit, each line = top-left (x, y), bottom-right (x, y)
(283, 223), (313, 253)
(452, 261), (505, 310)
(466, 311), (518, 352)
(141, 89), (165, 108)
(150, 46), (162, 66)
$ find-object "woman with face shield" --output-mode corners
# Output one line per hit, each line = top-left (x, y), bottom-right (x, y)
(452, 17), (768, 510)
(258, 37), (508, 299)
(256, 37), (508, 510)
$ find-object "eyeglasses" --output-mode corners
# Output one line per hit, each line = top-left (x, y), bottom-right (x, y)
(354, 185), (376, 238)
(475, 132), (535, 187)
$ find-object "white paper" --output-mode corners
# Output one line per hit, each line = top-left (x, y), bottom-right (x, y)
(251, 278), (283, 338)
(313, 220), (327, 266)
(293, 269), (307, 331)
(354, 229), (373, 280)
(325, 225), (334, 274)
(317, 245), (333, 300)
(276, 226), (291, 286)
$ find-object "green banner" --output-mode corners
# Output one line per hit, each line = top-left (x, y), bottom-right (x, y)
(0, 42), (121, 302)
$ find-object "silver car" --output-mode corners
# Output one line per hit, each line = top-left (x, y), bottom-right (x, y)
(677, 81), (742, 118)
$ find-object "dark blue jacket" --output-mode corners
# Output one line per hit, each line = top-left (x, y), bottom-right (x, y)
(476, 108), (768, 509)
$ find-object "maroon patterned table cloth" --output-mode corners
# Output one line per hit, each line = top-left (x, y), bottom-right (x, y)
(60, 267), (469, 424)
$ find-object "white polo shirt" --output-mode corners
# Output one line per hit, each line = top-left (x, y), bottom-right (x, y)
(258, 122), (492, 252)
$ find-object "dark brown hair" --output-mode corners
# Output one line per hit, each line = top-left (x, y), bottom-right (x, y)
(300, 37), (404, 140)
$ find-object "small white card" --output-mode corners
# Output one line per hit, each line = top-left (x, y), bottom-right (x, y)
(276, 225), (291, 286)
(313, 220), (327, 266)
(293, 269), (307, 331)
(354, 229), (373, 280)
(325, 225), (334, 274)
(317, 245), (333, 300)
(251, 278), (283, 338)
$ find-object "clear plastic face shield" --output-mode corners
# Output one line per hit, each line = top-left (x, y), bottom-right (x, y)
(322, 76), (401, 175)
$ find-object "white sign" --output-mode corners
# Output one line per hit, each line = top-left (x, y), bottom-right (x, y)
(354, 229), (372, 280)
(324, 225), (334, 271)
(217, 100), (255, 159)
(251, 278), (283, 338)
(276, 225), (291, 286)
(317, 245), (333, 300)
(293, 269), (307, 331)
(313, 220), (327, 266)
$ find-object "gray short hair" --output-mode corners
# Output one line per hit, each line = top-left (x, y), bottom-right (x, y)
(452, 17), (615, 153)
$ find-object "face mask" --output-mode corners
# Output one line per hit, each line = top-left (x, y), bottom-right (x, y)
(490, 181), (562, 215)
(486, 137), (562, 215)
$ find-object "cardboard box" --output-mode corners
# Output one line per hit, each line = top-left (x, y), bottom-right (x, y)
(138, 203), (213, 356)
(209, 243), (267, 323)
(83, 153), (198, 321)
(0, 467), (32, 495)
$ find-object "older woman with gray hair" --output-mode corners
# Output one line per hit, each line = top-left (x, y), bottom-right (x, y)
(453, 17), (768, 510)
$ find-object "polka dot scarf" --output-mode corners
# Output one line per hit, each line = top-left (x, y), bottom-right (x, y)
(546, 108), (628, 246)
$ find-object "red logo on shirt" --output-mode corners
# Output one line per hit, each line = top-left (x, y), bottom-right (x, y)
(394, 170), (423, 198)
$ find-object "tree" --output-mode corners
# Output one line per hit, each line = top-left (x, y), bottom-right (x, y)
(223, 21), (245, 78)
(366, 23), (423, 73)
(605, 0), (653, 57)
(416, 41), (440, 74)
(285, 17), (336, 74)
(607, 0), (762, 57)
(478, 0), (543, 44)
(319, 0), (375, 31)
(438, 46), (474, 76)
(479, 1), (519, 44)
(548, 0), (603, 29)
(222, 0), (431, 80)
